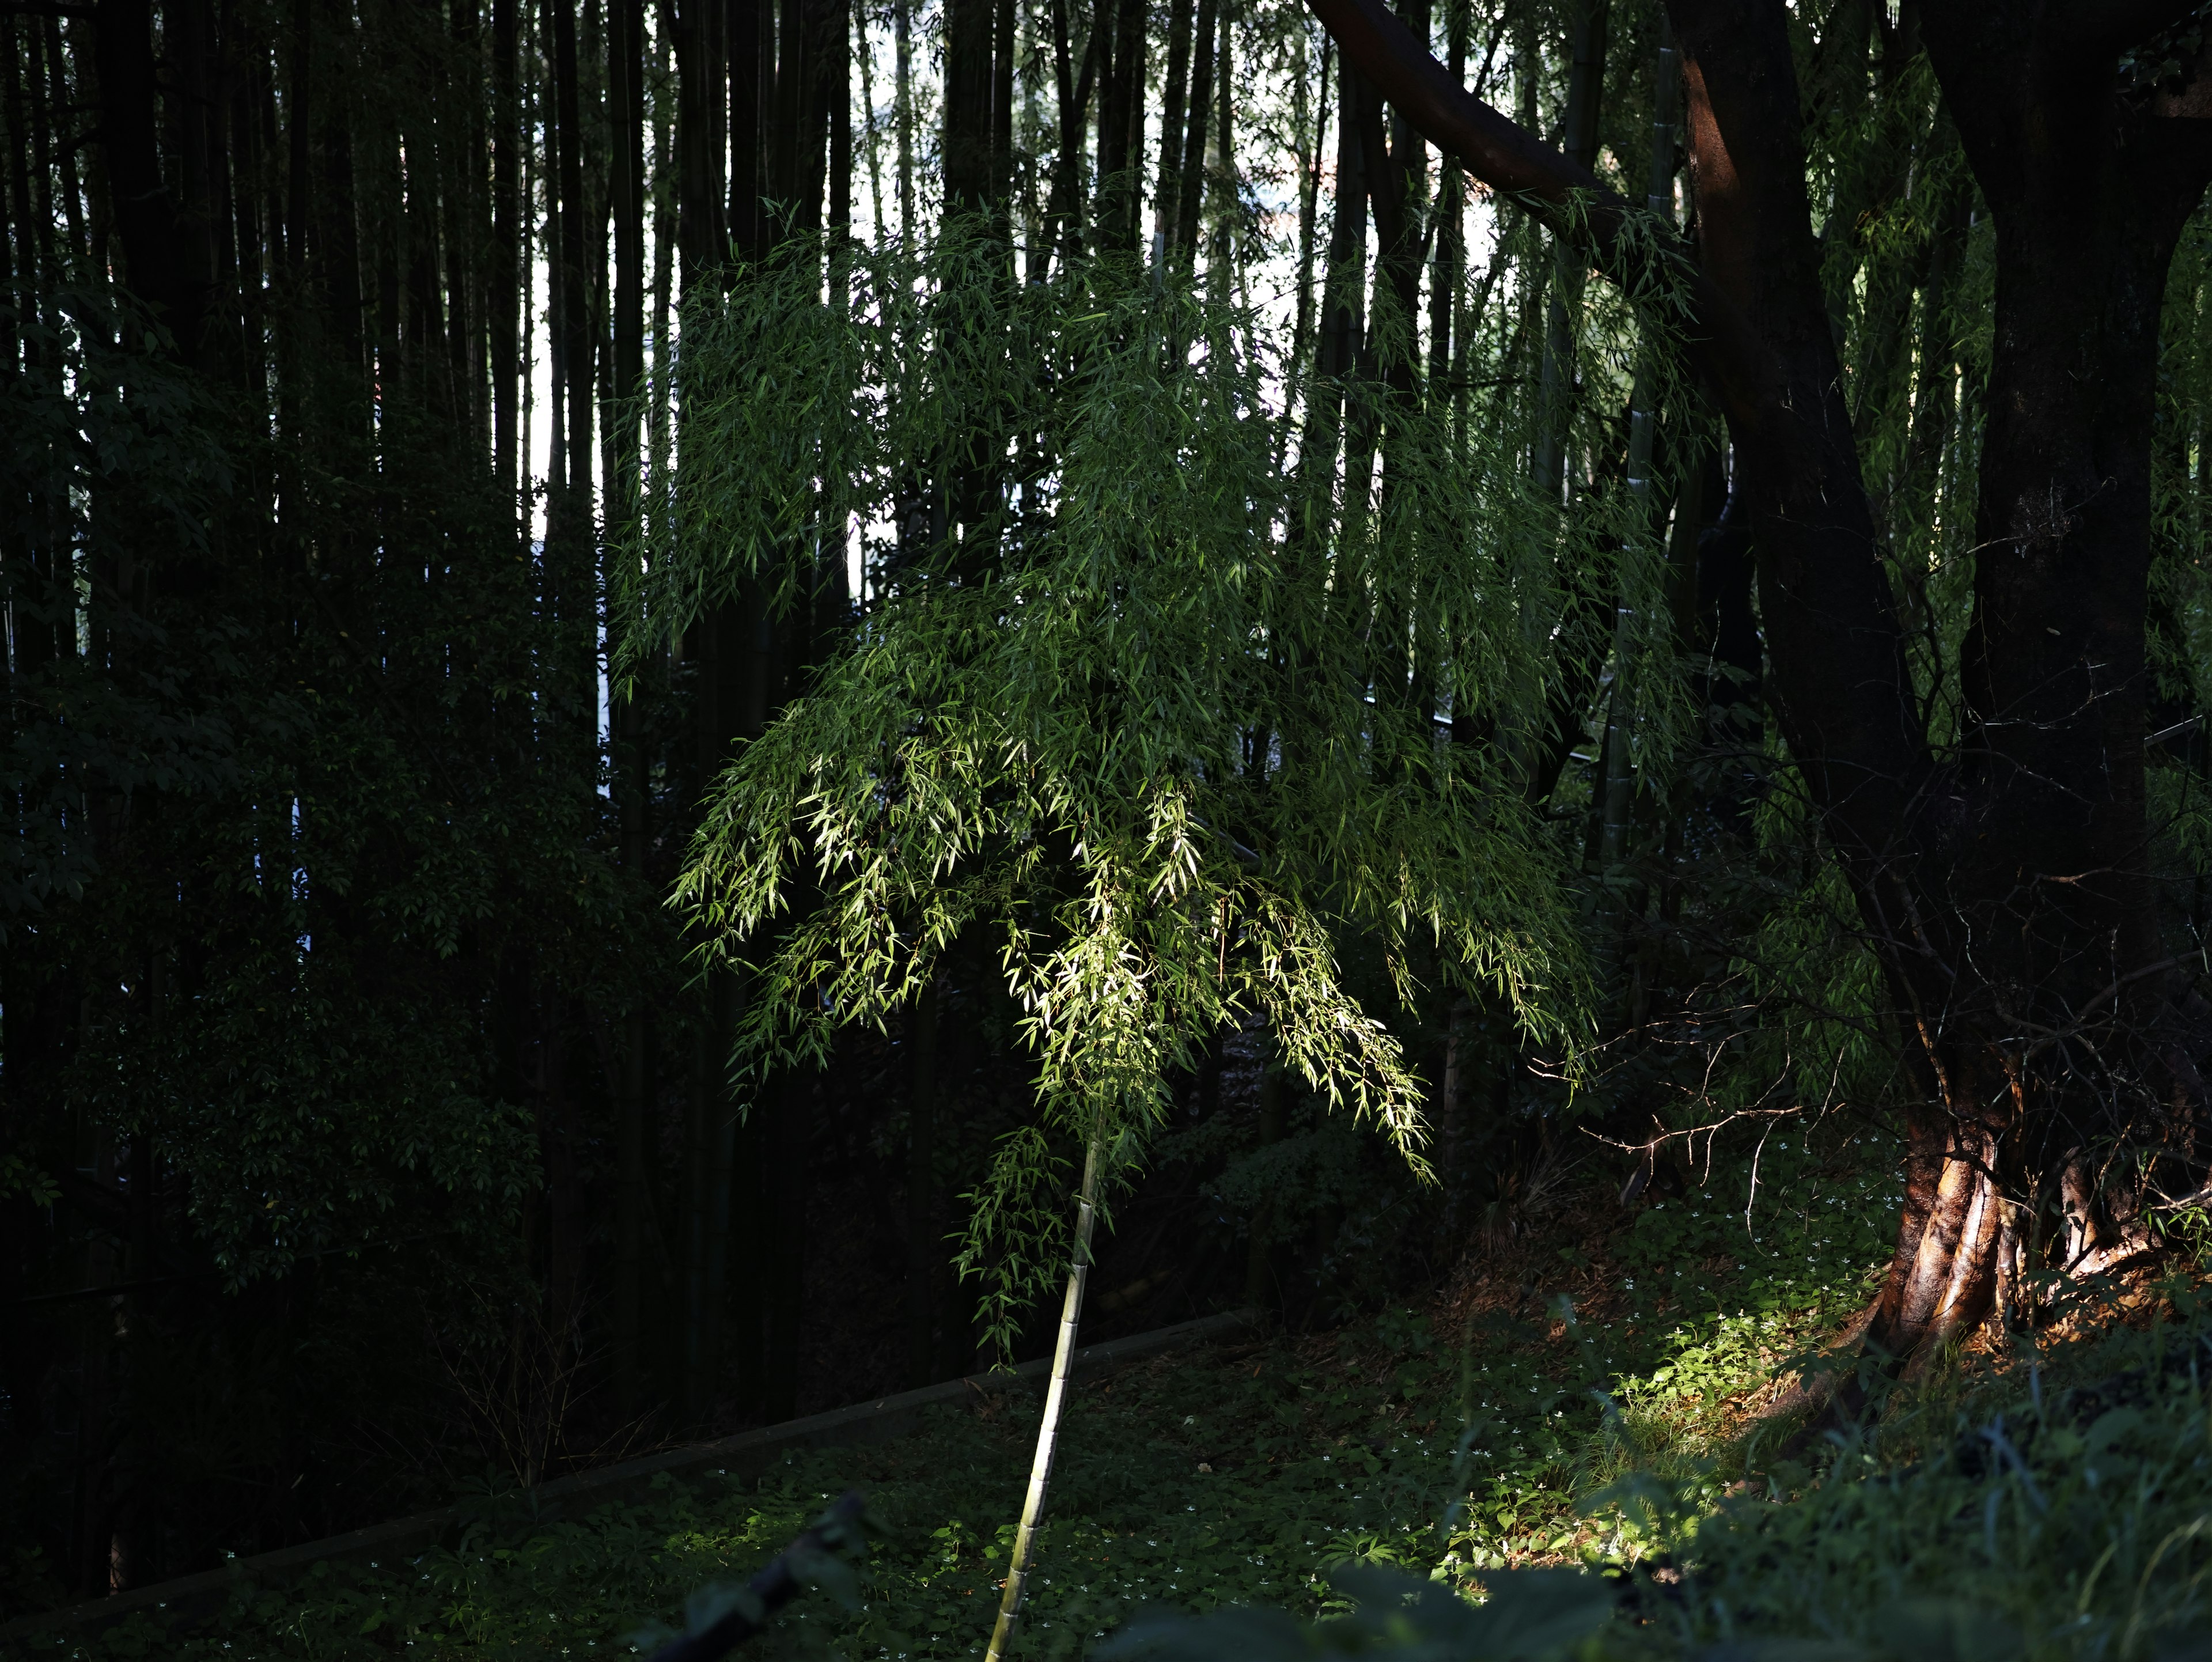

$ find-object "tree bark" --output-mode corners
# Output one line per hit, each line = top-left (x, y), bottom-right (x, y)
(1530, 0), (1605, 501)
(729, 0), (763, 259)
(984, 1115), (1105, 1662)
(1171, 0), (1215, 267)
(1154, 0), (1195, 259)
(944, 0), (997, 217)
(1308, 0), (2212, 1373)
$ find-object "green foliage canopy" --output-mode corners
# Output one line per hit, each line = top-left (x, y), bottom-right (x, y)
(628, 233), (1697, 1346)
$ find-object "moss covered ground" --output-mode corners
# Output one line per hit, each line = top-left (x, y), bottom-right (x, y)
(21, 1127), (2212, 1662)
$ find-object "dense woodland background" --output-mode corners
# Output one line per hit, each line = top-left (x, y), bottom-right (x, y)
(8, 0), (2212, 1620)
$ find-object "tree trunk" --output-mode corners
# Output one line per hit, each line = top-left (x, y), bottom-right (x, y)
(1308, 0), (2212, 1377)
(1171, 0), (1215, 267)
(726, 0), (757, 259)
(1095, 0), (1146, 249)
(1426, 0), (1464, 396)
(1206, 0), (1232, 279)
(609, 0), (649, 1413)
(1530, 0), (1605, 502)
(907, 974), (941, 1385)
(1154, 0), (1195, 260)
(675, 0), (724, 277)
(894, 0), (914, 235)
(944, 0), (996, 217)
(984, 1114), (1106, 1662)
(1851, 3), (2212, 1363)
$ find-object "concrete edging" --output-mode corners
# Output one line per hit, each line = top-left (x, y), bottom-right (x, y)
(1, 1307), (1263, 1647)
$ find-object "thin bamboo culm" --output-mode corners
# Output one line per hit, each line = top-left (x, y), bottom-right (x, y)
(984, 1116), (1106, 1662)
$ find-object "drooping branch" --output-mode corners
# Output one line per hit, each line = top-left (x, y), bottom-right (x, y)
(1309, 0), (1927, 877)
(1304, 0), (1765, 427)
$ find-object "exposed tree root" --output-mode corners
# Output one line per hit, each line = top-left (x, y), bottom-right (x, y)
(1749, 1232), (2175, 1466)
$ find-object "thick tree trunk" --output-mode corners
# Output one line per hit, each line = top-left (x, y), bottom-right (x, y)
(1096, 0), (1146, 249)
(1310, 0), (2212, 1377)
(944, 0), (997, 217)
(1852, 3), (2212, 1364)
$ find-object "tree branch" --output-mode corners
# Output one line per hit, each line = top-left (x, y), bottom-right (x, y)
(1303, 0), (1766, 428)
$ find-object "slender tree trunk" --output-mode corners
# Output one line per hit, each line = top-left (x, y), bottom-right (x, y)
(609, 0), (649, 1412)
(1594, 11), (1679, 967)
(1529, 0), (1605, 502)
(1094, 0), (1145, 249)
(1153, 0), (1195, 260)
(857, 0), (884, 236)
(493, 0), (522, 504)
(675, 0), (724, 276)
(989, 0), (1014, 241)
(1288, 33), (1325, 397)
(672, 0), (747, 1423)
(730, 0), (762, 258)
(894, 0), (914, 236)
(554, 0), (591, 513)
(1045, 0), (1097, 264)
(1426, 0), (1463, 396)
(907, 975), (941, 1384)
(1207, 0), (1233, 285)
(984, 1113), (1106, 1662)
(1172, 0), (1214, 267)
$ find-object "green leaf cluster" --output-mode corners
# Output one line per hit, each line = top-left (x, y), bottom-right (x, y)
(629, 230), (1695, 1348)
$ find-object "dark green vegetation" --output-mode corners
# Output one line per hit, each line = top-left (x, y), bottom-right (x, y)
(22, 1139), (2212, 1659)
(9, 1134), (1900, 1658)
(12, 0), (2212, 1648)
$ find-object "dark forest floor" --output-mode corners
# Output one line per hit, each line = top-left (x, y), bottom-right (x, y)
(18, 1122), (2212, 1660)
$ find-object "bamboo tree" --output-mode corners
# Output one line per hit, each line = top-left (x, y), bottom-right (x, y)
(858, 0), (884, 237)
(1095, 0), (1146, 249)
(894, 0), (914, 236)
(1594, 10), (1683, 991)
(906, 972), (942, 1384)
(1171, 0), (1214, 268)
(1426, 0), (1465, 397)
(984, 1111), (1106, 1662)
(609, 0), (649, 1411)
(1153, 0), (1195, 261)
(1207, 0), (1231, 287)
(1286, 28), (1324, 406)
(945, 0), (997, 216)
(1530, 0), (1605, 503)
(1045, 0), (1099, 266)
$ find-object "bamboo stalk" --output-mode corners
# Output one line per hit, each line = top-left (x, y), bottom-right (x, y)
(984, 1114), (1105, 1662)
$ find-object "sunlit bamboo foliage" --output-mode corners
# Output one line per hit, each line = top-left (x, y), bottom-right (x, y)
(628, 226), (1707, 1350)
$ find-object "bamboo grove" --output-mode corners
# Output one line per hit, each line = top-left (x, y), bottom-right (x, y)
(10, 0), (2212, 1616)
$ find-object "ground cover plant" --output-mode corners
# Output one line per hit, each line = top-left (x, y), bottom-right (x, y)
(47, 1125), (2210, 1662)
(21, 1139), (2212, 1662)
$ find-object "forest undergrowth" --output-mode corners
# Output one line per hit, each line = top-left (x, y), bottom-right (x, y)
(22, 1125), (2212, 1662)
